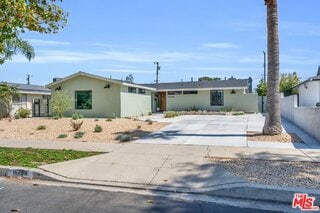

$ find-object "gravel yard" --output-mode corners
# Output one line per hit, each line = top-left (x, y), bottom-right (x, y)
(210, 158), (320, 189)
(247, 132), (303, 143)
(0, 118), (168, 143)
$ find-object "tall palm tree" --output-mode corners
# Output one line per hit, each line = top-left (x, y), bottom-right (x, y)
(0, 38), (35, 64)
(263, 0), (282, 135)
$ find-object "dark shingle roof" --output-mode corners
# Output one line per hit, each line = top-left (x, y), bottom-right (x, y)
(7, 83), (51, 93)
(142, 79), (249, 90)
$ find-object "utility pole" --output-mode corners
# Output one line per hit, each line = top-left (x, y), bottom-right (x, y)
(263, 51), (266, 82)
(27, 74), (32, 85)
(154, 62), (160, 84)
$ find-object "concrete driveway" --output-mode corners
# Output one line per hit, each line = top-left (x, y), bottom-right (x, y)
(135, 115), (252, 147)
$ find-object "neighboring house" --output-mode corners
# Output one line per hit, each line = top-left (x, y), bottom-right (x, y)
(46, 72), (155, 118)
(143, 77), (258, 113)
(293, 67), (320, 107)
(0, 83), (51, 117)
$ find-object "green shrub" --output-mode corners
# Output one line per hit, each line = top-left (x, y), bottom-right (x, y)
(74, 132), (85, 139)
(124, 117), (132, 119)
(15, 108), (31, 119)
(148, 121), (153, 125)
(145, 119), (152, 122)
(137, 125), (141, 129)
(72, 113), (84, 120)
(70, 120), (84, 131)
(51, 91), (72, 118)
(58, 134), (68, 138)
(148, 112), (152, 116)
(220, 108), (235, 113)
(232, 111), (245, 116)
(53, 115), (60, 120)
(106, 118), (112, 122)
(115, 134), (132, 142)
(164, 111), (179, 118)
(36, 125), (46, 130)
(94, 118), (99, 122)
(94, 125), (103, 133)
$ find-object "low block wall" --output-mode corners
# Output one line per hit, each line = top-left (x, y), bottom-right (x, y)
(281, 95), (320, 141)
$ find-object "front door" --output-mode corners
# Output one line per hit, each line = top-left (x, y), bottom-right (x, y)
(33, 99), (41, 117)
(158, 92), (166, 111)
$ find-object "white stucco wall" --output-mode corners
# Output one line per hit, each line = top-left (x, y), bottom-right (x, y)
(298, 81), (320, 107)
(281, 95), (320, 142)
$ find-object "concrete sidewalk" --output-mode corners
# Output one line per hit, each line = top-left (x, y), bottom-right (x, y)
(31, 143), (320, 193)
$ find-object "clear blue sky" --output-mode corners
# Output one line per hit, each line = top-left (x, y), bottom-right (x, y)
(1, 0), (320, 86)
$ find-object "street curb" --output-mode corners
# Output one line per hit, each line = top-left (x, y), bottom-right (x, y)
(1, 165), (319, 206)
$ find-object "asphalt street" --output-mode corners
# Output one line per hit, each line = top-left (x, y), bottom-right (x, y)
(0, 178), (280, 213)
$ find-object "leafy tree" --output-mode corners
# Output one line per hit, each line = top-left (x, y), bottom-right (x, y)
(0, 0), (68, 64)
(280, 72), (300, 96)
(263, 0), (282, 135)
(256, 79), (267, 96)
(198, 76), (221, 81)
(0, 83), (19, 117)
(51, 91), (71, 118)
(125, 74), (134, 83)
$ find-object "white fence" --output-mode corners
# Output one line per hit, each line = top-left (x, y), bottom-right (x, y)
(281, 95), (320, 142)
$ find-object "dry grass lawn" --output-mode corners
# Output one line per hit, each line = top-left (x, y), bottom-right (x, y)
(0, 118), (168, 143)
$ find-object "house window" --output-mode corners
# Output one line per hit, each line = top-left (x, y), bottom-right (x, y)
(75, 90), (92, 110)
(167, 91), (182, 95)
(128, 87), (137, 93)
(210, 90), (224, 106)
(12, 94), (27, 103)
(138, 88), (146, 94)
(183, 90), (198, 95)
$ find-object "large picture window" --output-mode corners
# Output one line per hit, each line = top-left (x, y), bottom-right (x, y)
(75, 90), (92, 110)
(210, 90), (224, 106)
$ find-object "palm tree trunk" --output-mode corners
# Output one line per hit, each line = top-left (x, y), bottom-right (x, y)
(263, 0), (282, 135)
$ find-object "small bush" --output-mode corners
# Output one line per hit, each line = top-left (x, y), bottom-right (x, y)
(148, 121), (153, 125)
(36, 125), (46, 130)
(106, 118), (112, 122)
(148, 112), (152, 116)
(164, 111), (179, 118)
(145, 119), (152, 122)
(72, 113), (84, 120)
(137, 125), (141, 129)
(220, 108), (235, 113)
(115, 134), (132, 142)
(53, 115), (60, 120)
(74, 132), (85, 139)
(232, 111), (245, 116)
(58, 134), (68, 138)
(94, 125), (103, 133)
(124, 117), (132, 119)
(70, 120), (84, 131)
(115, 134), (122, 140)
(94, 118), (99, 122)
(121, 134), (132, 142)
(15, 108), (31, 119)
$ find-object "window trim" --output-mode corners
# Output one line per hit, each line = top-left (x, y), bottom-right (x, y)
(75, 90), (92, 110)
(128, 87), (137, 93)
(183, 90), (198, 95)
(210, 90), (224, 106)
(167, 91), (182, 95)
(138, 88), (146, 94)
